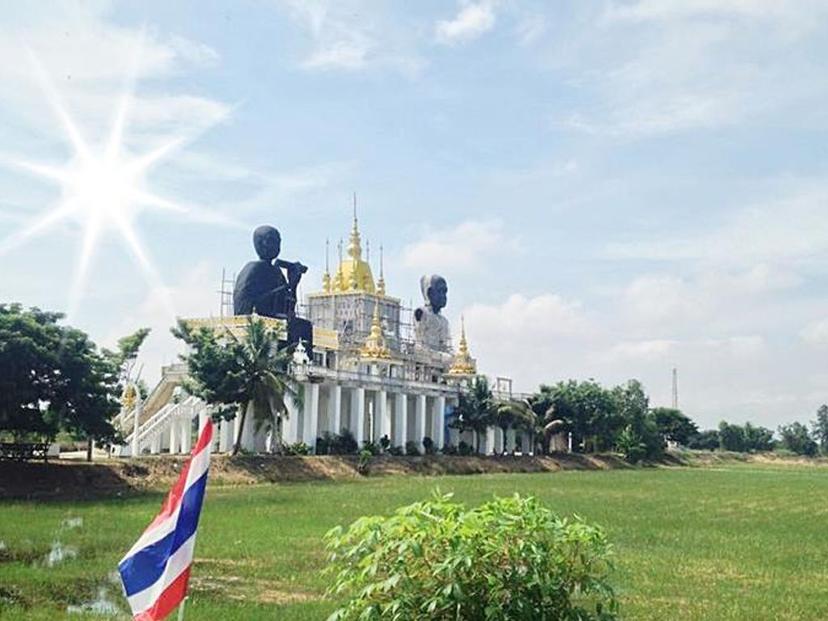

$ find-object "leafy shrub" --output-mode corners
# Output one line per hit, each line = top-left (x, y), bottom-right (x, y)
(284, 442), (310, 456)
(362, 441), (381, 456)
(317, 430), (359, 455)
(616, 426), (647, 464)
(325, 492), (617, 621)
(379, 435), (391, 452)
(387, 444), (404, 456)
(422, 436), (435, 455)
(356, 449), (373, 475)
(404, 440), (421, 456)
(442, 443), (458, 455)
(457, 440), (474, 456)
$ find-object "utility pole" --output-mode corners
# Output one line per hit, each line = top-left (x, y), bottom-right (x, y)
(672, 367), (679, 410)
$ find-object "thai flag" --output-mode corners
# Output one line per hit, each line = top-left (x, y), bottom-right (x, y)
(119, 420), (213, 621)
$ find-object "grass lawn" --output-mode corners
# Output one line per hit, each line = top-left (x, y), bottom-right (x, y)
(2, 463), (828, 619)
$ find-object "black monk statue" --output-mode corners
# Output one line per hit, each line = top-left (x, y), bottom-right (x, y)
(233, 225), (313, 349)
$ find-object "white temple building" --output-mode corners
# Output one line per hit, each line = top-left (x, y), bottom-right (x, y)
(114, 212), (536, 457)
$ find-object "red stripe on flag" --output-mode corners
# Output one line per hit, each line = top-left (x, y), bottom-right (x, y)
(133, 565), (191, 621)
(144, 421), (213, 531)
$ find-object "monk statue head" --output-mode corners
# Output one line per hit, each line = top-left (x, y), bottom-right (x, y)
(253, 225), (281, 261)
(420, 274), (448, 314)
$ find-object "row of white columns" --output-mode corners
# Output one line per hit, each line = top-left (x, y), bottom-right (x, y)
(223, 383), (452, 455)
(145, 411), (211, 455)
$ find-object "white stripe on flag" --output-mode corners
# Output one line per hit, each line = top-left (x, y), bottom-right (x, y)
(127, 534), (197, 614)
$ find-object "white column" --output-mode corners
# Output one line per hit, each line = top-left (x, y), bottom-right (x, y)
(198, 410), (208, 434)
(521, 432), (531, 455)
(415, 394), (427, 453)
(394, 393), (407, 449)
(303, 383), (320, 453)
(378, 390), (391, 443)
(485, 426), (496, 455)
(285, 392), (301, 445)
(239, 402), (256, 452)
(506, 428), (516, 454)
(150, 434), (160, 455)
(180, 419), (192, 454)
(169, 421), (179, 455)
(353, 387), (366, 446)
(436, 396), (446, 450)
(218, 419), (229, 453)
(328, 384), (342, 434)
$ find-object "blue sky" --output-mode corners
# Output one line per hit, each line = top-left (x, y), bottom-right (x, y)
(2, 1), (828, 429)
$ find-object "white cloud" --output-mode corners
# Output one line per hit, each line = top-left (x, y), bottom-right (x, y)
(435, 2), (496, 45)
(282, 0), (422, 74)
(554, 0), (828, 136)
(801, 318), (828, 347)
(401, 219), (515, 274)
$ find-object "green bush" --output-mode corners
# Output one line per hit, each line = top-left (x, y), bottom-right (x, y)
(324, 492), (618, 621)
(404, 440), (421, 455)
(284, 442), (310, 456)
(422, 436), (435, 455)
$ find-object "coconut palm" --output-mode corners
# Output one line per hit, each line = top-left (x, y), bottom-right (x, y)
(492, 399), (536, 454)
(451, 377), (495, 452)
(174, 316), (300, 455)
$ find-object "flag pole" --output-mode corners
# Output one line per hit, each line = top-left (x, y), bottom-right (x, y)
(177, 597), (187, 621)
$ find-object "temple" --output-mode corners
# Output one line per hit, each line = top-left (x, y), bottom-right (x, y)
(113, 210), (536, 457)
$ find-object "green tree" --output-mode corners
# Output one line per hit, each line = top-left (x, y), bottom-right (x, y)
(0, 304), (123, 459)
(451, 377), (495, 452)
(718, 421), (746, 452)
(613, 380), (663, 460)
(811, 405), (828, 454)
(742, 422), (774, 452)
(651, 407), (698, 445)
(778, 421), (818, 456)
(687, 429), (720, 450)
(539, 380), (620, 453)
(173, 316), (299, 455)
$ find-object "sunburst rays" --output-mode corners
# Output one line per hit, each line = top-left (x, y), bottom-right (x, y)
(0, 44), (241, 320)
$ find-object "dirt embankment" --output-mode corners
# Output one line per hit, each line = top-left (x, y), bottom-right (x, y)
(0, 453), (636, 500)
(3, 450), (821, 501)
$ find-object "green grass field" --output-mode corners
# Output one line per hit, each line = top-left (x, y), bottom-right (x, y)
(2, 463), (828, 620)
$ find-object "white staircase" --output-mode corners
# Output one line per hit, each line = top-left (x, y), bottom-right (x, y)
(115, 395), (211, 457)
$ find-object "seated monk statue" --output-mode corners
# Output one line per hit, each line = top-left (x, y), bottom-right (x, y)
(414, 274), (451, 352)
(233, 225), (313, 351)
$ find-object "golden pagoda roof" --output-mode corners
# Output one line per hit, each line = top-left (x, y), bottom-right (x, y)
(448, 316), (477, 376)
(321, 208), (376, 294)
(360, 304), (392, 361)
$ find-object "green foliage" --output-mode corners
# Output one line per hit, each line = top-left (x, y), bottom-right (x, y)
(811, 405), (828, 454)
(457, 440), (475, 455)
(687, 429), (720, 450)
(404, 440), (421, 456)
(422, 436), (435, 455)
(616, 425), (647, 464)
(387, 444), (405, 456)
(357, 449), (373, 475)
(451, 377), (495, 451)
(717, 421), (775, 453)
(173, 316), (299, 455)
(778, 422), (818, 456)
(651, 408), (698, 445)
(317, 430), (359, 455)
(324, 492), (618, 621)
(284, 442), (311, 456)
(0, 304), (121, 447)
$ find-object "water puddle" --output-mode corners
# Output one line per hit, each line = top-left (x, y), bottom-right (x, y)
(66, 586), (122, 616)
(45, 540), (78, 567)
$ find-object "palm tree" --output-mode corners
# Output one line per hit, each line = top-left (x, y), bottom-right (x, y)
(174, 316), (300, 456)
(452, 377), (495, 452)
(492, 399), (536, 454)
(226, 319), (300, 455)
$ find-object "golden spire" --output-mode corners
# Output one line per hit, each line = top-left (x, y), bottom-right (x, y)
(448, 316), (477, 376)
(360, 303), (391, 360)
(322, 239), (332, 293)
(347, 193), (362, 260)
(334, 239), (345, 291)
(376, 244), (386, 296)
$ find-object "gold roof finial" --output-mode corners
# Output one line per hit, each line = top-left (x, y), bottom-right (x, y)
(322, 238), (332, 293)
(377, 244), (386, 296)
(334, 238), (345, 291)
(348, 192), (362, 260)
(448, 315), (477, 376)
(360, 303), (392, 360)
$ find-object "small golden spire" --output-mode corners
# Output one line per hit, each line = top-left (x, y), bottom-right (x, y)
(322, 239), (332, 293)
(121, 384), (137, 411)
(360, 303), (391, 360)
(376, 244), (386, 296)
(334, 238), (345, 291)
(348, 193), (362, 260)
(448, 316), (477, 376)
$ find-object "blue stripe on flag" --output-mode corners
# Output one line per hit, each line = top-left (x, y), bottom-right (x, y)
(119, 471), (208, 597)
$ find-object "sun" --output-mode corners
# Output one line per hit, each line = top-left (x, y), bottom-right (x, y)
(0, 47), (235, 319)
